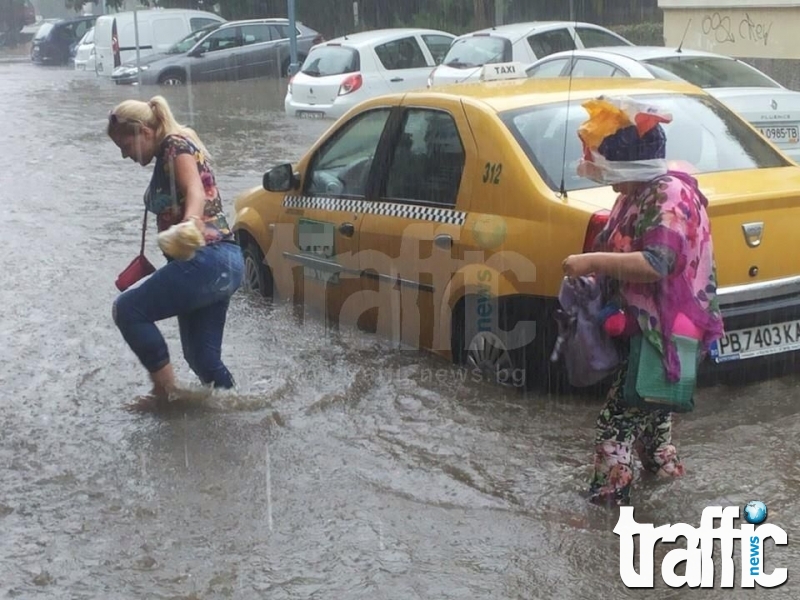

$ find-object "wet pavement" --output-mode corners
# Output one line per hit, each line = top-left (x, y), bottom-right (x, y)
(1, 62), (799, 599)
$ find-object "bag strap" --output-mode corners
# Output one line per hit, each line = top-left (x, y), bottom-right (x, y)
(139, 208), (148, 256)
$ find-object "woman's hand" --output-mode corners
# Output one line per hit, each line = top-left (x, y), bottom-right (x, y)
(562, 254), (596, 278)
(564, 251), (662, 283)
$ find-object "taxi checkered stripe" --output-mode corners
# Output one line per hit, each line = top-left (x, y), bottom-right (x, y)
(283, 196), (466, 226)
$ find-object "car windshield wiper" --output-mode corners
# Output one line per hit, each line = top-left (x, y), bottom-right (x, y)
(445, 60), (476, 68)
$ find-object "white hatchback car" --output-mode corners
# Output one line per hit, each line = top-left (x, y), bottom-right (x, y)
(285, 28), (456, 120)
(427, 21), (632, 87)
(73, 26), (95, 72)
(526, 46), (800, 162)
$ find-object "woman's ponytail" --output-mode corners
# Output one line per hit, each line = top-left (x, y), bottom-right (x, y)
(148, 95), (212, 160)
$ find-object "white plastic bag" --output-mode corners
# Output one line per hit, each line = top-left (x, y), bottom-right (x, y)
(577, 95), (673, 185)
(577, 150), (668, 185)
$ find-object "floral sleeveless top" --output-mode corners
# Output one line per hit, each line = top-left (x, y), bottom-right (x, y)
(594, 171), (725, 381)
(144, 134), (233, 244)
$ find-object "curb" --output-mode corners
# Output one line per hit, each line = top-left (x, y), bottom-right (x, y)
(0, 57), (29, 64)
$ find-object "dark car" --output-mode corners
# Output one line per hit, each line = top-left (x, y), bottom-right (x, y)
(111, 18), (324, 85)
(31, 16), (96, 65)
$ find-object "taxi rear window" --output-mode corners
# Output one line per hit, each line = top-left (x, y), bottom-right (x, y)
(300, 45), (360, 77)
(501, 93), (790, 192)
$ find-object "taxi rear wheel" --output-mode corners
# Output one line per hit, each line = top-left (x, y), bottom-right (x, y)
(452, 296), (558, 391)
(240, 236), (274, 298)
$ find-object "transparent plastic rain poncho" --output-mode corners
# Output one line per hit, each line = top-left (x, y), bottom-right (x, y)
(576, 95), (674, 185)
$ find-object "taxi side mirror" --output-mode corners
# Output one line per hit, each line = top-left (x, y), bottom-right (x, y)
(263, 163), (299, 192)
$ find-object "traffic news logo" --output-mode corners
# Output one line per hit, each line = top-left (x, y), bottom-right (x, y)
(614, 501), (788, 588)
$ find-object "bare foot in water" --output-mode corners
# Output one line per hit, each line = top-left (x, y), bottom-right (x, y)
(124, 386), (214, 413)
(124, 393), (169, 413)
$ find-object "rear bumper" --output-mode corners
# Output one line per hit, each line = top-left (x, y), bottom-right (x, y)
(701, 275), (800, 376)
(284, 96), (349, 119)
(74, 57), (95, 71)
(779, 147), (800, 163)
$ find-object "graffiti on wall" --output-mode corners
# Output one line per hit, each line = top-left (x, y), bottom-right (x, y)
(701, 12), (772, 46)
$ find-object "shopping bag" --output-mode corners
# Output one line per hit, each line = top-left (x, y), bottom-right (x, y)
(624, 334), (699, 413)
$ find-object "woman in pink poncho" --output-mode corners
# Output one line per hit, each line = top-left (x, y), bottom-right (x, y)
(562, 96), (725, 506)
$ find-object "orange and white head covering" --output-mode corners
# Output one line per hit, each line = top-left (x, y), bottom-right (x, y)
(576, 95), (673, 184)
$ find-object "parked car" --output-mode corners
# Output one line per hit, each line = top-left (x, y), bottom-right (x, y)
(285, 28), (456, 120)
(111, 18), (322, 85)
(31, 15), (96, 65)
(73, 26), (95, 72)
(94, 8), (225, 76)
(427, 21), (631, 87)
(233, 72), (800, 389)
(525, 46), (800, 162)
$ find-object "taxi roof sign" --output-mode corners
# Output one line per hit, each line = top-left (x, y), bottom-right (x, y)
(480, 61), (529, 82)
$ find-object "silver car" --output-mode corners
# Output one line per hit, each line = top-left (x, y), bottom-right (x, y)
(526, 45), (800, 162)
(111, 18), (323, 85)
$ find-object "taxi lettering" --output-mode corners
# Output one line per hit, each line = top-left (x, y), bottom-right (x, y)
(491, 64), (517, 75)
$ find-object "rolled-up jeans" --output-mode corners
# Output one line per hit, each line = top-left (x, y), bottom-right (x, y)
(113, 240), (244, 388)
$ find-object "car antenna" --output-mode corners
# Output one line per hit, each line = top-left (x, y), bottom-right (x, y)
(676, 18), (691, 53)
(558, 9), (578, 199)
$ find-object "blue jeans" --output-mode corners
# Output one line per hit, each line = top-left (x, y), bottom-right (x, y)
(113, 241), (244, 388)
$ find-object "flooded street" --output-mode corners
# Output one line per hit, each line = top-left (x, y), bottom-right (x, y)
(1, 62), (799, 599)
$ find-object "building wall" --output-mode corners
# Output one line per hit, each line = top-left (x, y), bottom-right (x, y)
(660, 1), (798, 59)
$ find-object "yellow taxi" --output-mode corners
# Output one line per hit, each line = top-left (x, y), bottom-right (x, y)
(233, 71), (800, 389)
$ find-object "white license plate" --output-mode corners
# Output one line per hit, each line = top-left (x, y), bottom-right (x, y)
(297, 110), (324, 119)
(709, 319), (800, 362)
(758, 125), (799, 143)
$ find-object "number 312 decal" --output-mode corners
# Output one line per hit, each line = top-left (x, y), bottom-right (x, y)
(482, 162), (502, 184)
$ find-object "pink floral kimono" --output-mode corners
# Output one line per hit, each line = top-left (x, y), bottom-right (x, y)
(588, 171), (724, 506)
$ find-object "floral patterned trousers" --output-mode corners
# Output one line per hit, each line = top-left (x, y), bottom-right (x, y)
(588, 361), (685, 506)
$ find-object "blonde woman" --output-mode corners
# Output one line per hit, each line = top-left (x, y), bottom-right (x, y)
(108, 95), (243, 406)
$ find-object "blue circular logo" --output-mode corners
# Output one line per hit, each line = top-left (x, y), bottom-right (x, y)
(744, 500), (768, 525)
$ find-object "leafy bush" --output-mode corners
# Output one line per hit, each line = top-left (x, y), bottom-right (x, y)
(610, 22), (664, 46)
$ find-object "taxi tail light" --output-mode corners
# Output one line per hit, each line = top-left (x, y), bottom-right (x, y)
(583, 210), (610, 252)
(288, 74), (295, 94)
(338, 73), (363, 96)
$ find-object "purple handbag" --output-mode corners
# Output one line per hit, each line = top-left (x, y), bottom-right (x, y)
(550, 276), (621, 387)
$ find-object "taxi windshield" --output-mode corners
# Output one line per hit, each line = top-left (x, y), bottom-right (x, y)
(501, 93), (790, 192)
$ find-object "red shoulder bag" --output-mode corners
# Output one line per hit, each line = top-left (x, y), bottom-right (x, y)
(115, 209), (156, 292)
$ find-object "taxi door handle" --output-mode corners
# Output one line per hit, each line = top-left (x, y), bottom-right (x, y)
(339, 222), (355, 237)
(390, 77), (404, 82)
(434, 234), (452, 249)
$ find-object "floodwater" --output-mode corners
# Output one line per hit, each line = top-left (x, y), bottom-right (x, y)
(1, 62), (798, 599)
